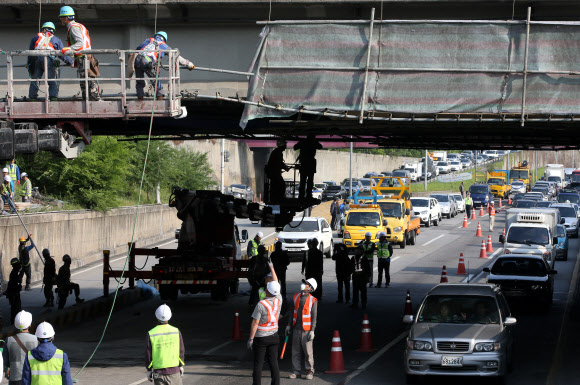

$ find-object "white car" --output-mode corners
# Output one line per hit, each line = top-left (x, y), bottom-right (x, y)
(410, 197), (442, 227)
(276, 216), (334, 258)
(510, 181), (527, 194)
(437, 161), (451, 174)
(449, 161), (462, 172)
(452, 194), (466, 212)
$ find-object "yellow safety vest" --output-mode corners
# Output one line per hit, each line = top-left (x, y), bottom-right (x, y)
(465, 197), (473, 205)
(21, 178), (32, 198)
(362, 241), (374, 257)
(7, 164), (17, 182)
(250, 239), (263, 257)
(28, 348), (64, 385)
(377, 241), (391, 259)
(148, 324), (184, 370)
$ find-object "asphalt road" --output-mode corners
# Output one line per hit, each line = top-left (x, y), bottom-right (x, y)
(2, 203), (578, 385)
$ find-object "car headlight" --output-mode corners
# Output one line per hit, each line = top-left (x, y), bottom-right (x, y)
(393, 227), (402, 233)
(543, 251), (551, 257)
(485, 195), (489, 200)
(475, 342), (500, 352)
(344, 232), (351, 239)
(276, 237), (283, 242)
(407, 340), (433, 351)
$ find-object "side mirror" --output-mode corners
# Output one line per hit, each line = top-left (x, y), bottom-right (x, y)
(504, 317), (517, 326)
(405, 208), (410, 216)
(241, 230), (249, 241)
(553, 237), (558, 245)
(403, 315), (414, 324)
(499, 234), (505, 243)
(549, 269), (558, 275)
(483, 267), (490, 273)
(560, 218), (566, 224)
(383, 219), (388, 226)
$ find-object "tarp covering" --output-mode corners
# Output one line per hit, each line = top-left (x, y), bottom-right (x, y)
(240, 21), (580, 128)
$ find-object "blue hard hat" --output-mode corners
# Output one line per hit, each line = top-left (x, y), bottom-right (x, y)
(59, 6), (75, 17)
(154, 31), (168, 42)
(41, 22), (56, 31)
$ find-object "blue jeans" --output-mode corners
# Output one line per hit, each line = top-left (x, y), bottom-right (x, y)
(135, 55), (163, 98)
(2, 195), (15, 214)
(29, 56), (58, 99)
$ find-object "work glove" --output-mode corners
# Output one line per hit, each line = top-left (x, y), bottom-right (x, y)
(285, 325), (291, 336)
(307, 331), (315, 341)
(17, 180), (20, 185)
(60, 47), (72, 55)
(187, 62), (195, 70)
(247, 338), (254, 350)
(179, 367), (184, 377)
(146, 370), (153, 382)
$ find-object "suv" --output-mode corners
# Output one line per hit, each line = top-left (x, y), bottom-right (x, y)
(410, 197), (442, 227)
(276, 217), (333, 258)
(550, 203), (579, 238)
(430, 194), (457, 218)
(322, 185), (346, 201)
(404, 284), (516, 383)
(227, 184), (255, 202)
(342, 179), (363, 197)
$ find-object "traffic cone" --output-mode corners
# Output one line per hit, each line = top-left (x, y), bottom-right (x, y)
(479, 206), (485, 217)
(325, 331), (348, 374)
(356, 314), (375, 352)
(486, 235), (494, 253)
(475, 222), (483, 237)
(462, 215), (469, 228)
(499, 198), (503, 208)
(508, 196), (512, 205)
(231, 310), (243, 340)
(404, 290), (413, 315)
(457, 254), (467, 275)
(471, 208), (477, 220)
(501, 228), (506, 243)
(440, 265), (449, 283)
(479, 240), (488, 259)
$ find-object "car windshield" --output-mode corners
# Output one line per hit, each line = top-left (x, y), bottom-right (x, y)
(411, 199), (428, 207)
(548, 176), (561, 182)
(488, 178), (504, 185)
(511, 170), (529, 179)
(418, 295), (500, 324)
(572, 174), (580, 184)
(453, 194), (463, 201)
(513, 193), (525, 200)
(531, 188), (546, 194)
(359, 179), (371, 186)
(451, 162), (460, 165)
(437, 162), (447, 166)
(507, 226), (549, 245)
(230, 184), (247, 189)
(491, 257), (548, 277)
(470, 186), (488, 194)
(326, 186), (341, 191)
(346, 211), (381, 227)
(515, 200), (536, 208)
(432, 195), (449, 202)
(555, 207), (577, 218)
(535, 201), (552, 208)
(557, 225), (566, 237)
(379, 202), (403, 217)
(282, 221), (319, 232)
(558, 194), (580, 204)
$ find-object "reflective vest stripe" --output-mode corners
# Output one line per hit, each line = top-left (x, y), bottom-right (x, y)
(34, 33), (55, 50)
(7, 164), (17, 181)
(31, 371), (62, 375)
(140, 38), (160, 61)
(149, 332), (179, 337)
(292, 293), (317, 331)
(28, 348), (64, 385)
(29, 354), (64, 361)
(257, 298), (279, 331)
(67, 22), (91, 54)
(377, 242), (390, 258)
(148, 324), (183, 370)
(354, 257), (363, 272)
(21, 179), (31, 198)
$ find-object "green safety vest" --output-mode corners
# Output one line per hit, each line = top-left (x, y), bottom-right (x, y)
(148, 324), (184, 370)
(28, 348), (64, 385)
(21, 178), (32, 198)
(259, 287), (267, 300)
(377, 241), (391, 259)
(250, 239), (263, 257)
(7, 164), (17, 182)
(465, 197), (473, 205)
(362, 241), (374, 256)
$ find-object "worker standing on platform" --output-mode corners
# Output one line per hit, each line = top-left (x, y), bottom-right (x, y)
(358, 232), (376, 288)
(293, 135), (322, 201)
(376, 232), (394, 288)
(248, 281), (282, 385)
(247, 232), (264, 259)
(270, 241), (289, 298)
(134, 31), (195, 101)
(332, 243), (352, 303)
(351, 245), (370, 309)
(488, 201), (496, 231)
(59, 6), (101, 101)
(42, 249), (56, 307)
(465, 192), (473, 218)
(20, 173), (32, 202)
(6, 159), (20, 186)
(4, 258), (23, 325)
(56, 254), (84, 309)
(21, 322), (73, 385)
(18, 236), (35, 291)
(27, 22), (73, 101)
(302, 239), (323, 300)
(5, 310), (38, 385)
(146, 304), (185, 385)
(286, 278), (318, 380)
(265, 139), (290, 204)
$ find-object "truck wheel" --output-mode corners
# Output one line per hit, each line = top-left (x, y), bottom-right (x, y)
(169, 286), (179, 301)
(325, 242), (333, 258)
(410, 230), (417, 245)
(400, 233), (407, 249)
(159, 285), (170, 301)
(434, 216), (439, 226)
(425, 216), (431, 227)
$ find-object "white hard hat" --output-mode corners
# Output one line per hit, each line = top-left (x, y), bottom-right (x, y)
(379, 232), (387, 237)
(15, 310), (32, 330)
(2, 168), (7, 173)
(267, 281), (281, 296)
(35, 321), (55, 339)
(155, 304), (172, 322)
(257, 231), (264, 238)
(303, 278), (318, 292)
(4, 176), (10, 182)
(365, 231), (372, 237)
(21, 172), (27, 178)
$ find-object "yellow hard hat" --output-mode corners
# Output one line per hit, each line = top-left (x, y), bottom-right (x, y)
(19, 237), (26, 243)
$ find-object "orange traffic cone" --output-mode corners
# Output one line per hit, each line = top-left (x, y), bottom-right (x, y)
(479, 240), (488, 259)
(457, 254), (467, 275)
(475, 222), (483, 237)
(232, 309), (243, 340)
(471, 208), (477, 220)
(479, 206), (485, 217)
(486, 235), (494, 253)
(508, 196), (512, 205)
(404, 290), (413, 315)
(501, 228), (506, 243)
(356, 314), (375, 352)
(462, 215), (469, 228)
(499, 199), (503, 208)
(440, 265), (449, 283)
(325, 331), (348, 374)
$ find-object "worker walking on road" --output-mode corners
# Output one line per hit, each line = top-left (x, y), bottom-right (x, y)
(59, 6), (101, 101)
(42, 249), (56, 307)
(488, 201), (496, 231)
(146, 304), (185, 385)
(302, 239), (323, 300)
(293, 136), (322, 202)
(134, 32), (195, 100)
(359, 232), (376, 288)
(249, 281), (282, 385)
(459, 181), (465, 198)
(286, 278), (318, 380)
(332, 243), (352, 303)
(465, 192), (473, 218)
(270, 241), (289, 298)
(21, 322), (73, 385)
(5, 311), (38, 385)
(18, 236), (35, 291)
(4, 258), (23, 324)
(56, 254), (84, 309)
(265, 139), (291, 204)
(376, 232), (394, 288)
(20, 173), (32, 202)
(351, 245), (370, 309)
(248, 232), (264, 259)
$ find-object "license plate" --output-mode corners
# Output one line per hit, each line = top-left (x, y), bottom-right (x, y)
(441, 356), (463, 367)
(474, 200), (482, 203)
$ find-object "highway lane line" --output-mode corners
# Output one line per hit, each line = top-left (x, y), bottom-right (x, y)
(373, 257), (400, 271)
(341, 330), (408, 384)
(421, 234), (445, 246)
(203, 340), (234, 355)
(127, 378), (148, 385)
(262, 231), (276, 241)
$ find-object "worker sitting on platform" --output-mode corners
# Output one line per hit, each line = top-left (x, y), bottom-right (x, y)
(133, 31), (195, 100)
(56, 254), (84, 309)
(27, 21), (73, 101)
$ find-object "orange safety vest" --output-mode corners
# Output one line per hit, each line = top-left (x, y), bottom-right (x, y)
(257, 298), (279, 332)
(292, 293), (317, 331)
(66, 21), (92, 55)
(489, 206), (496, 216)
(140, 37), (161, 62)
(34, 33), (56, 50)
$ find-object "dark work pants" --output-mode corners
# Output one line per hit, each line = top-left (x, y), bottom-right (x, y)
(135, 55), (162, 98)
(8, 292), (21, 324)
(44, 282), (54, 303)
(253, 334), (280, 385)
(377, 258), (391, 286)
(10, 380), (22, 385)
(466, 205), (472, 218)
(29, 56), (58, 99)
(298, 170), (314, 200)
(277, 270), (287, 298)
(337, 275), (351, 302)
(18, 265), (31, 287)
(57, 283), (80, 309)
(352, 275), (367, 305)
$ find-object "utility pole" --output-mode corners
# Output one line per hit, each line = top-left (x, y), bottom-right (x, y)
(424, 149), (428, 191)
(220, 138), (225, 193)
(349, 136), (353, 196)
(155, 144), (161, 204)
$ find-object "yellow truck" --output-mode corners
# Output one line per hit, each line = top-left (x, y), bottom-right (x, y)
(371, 176), (421, 249)
(510, 162), (531, 191)
(342, 204), (388, 250)
(487, 171), (511, 199)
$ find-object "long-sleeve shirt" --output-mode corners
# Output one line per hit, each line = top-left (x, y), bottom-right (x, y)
(136, 37), (193, 67)
(27, 34), (73, 67)
(145, 327), (185, 374)
(19, 242), (34, 266)
(302, 248), (323, 277)
(22, 178), (32, 198)
(293, 293), (318, 331)
(4, 332), (39, 382)
(270, 250), (289, 275)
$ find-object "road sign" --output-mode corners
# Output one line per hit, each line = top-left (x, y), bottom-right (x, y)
(438, 172), (473, 183)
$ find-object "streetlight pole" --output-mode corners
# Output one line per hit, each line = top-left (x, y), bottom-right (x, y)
(424, 149), (428, 190)
(349, 136), (353, 196)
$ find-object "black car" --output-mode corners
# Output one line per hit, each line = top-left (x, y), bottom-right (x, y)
(322, 185), (346, 201)
(513, 199), (537, 208)
(485, 254), (557, 311)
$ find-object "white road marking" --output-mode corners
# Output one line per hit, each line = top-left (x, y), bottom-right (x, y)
(373, 257), (400, 271)
(262, 231), (276, 241)
(127, 378), (148, 385)
(203, 340), (234, 355)
(422, 234), (445, 246)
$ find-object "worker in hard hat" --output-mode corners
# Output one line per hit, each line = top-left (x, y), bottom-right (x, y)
(5, 158), (21, 186)
(248, 244), (272, 309)
(351, 245), (370, 309)
(2, 167), (14, 192)
(3, 258), (23, 324)
(56, 254), (84, 309)
(1, 175), (15, 214)
(59, 6), (101, 101)
(270, 241), (290, 297)
(18, 235), (36, 291)
(27, 21), (73, 101)
(488, 201), (496, 231)
(302, 239), (324, 300)
(358, 232), (376, 287)
(20, 172), (32, 202)
(376, 232), (394, 288)
(133, 31), (195, 101)
(248, 280), (282, 385)
(293, 135), (323, 201)
(286, 278), (318, 380)
(265, 139), (291, 204)
(5, 310), (38, 384)
(21, 321), (73, 385)
(247, 232), (264, 259)
(42, 248), (57, 307)
(146, 304), (185, 384)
